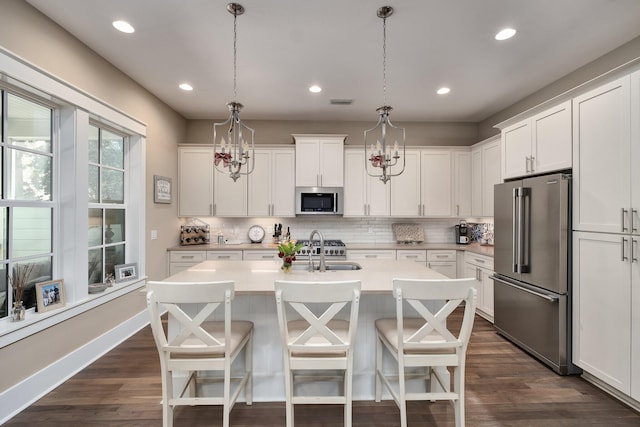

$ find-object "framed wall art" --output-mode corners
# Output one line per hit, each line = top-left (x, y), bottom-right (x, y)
(36, 279), (66, 313)
(114, 263), (138, 283)
(154, 175), (172, 204)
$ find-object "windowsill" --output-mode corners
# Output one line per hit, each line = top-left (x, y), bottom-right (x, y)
(0, 277), (147, 349)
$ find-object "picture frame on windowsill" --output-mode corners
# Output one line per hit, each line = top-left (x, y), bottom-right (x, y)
(36, 279), (66, 313)
(114, 263), (138, 283)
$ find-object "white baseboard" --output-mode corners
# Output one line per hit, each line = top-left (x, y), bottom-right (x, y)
(0, 310), (149, 425)
(581, 371), (640, 413)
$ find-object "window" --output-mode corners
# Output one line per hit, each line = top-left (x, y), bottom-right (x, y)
(0, 90), (54, 316)
(88, 124), (127, 285)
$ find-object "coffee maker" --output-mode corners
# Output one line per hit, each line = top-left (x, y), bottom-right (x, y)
(455, 220), (470, 244)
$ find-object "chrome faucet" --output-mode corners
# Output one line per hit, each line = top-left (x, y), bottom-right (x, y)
(308, 229), (326, 272)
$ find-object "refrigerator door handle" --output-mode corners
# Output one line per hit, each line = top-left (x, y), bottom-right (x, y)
(512, 187), (519, 273)
(491, 275), (559, 302)
(519, 187), (530, 273)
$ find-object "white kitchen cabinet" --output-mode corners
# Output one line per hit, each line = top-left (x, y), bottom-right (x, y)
(343, 148), (390, 216)
(347, 250), (396, 260)
(463, 252), (494, 322)
(390, 149), (454, 217)
(293, 134), (345, 187)
(421, 150), (453, 216)
(396, 249), (426, 262)
(213, 169), (247, 217)
(206, 250), (243, 260)
(168, 250), (206, 276)
(248, 148), (295, 217)
(427, 250), (457, 278)
(243, 250), (280, 260)
(178, 145), (214, 217)
(501, 100), (572, 180)
(573, 76), (632, 233)
(471, 136), (501, 217)
(573, 232), (634, 395)
(390, 149), (421, 216)
(453, 150), (471, 217)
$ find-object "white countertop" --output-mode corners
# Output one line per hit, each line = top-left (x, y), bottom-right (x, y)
(168, 242), (494, 257)
(164, 259), (449, 294)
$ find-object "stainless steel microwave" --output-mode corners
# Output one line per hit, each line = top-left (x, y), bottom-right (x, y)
(295, 187), (344, 215)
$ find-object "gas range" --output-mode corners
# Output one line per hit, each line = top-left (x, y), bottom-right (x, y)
(295, 239), (347, 260)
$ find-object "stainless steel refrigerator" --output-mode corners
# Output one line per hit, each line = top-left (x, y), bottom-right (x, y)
(492, 172), (581, 375)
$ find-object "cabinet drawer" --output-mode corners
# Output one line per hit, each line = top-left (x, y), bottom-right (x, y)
(207, 251), (243, 260)
(397, 250), (426, 262)
(243, 250), (279, 260)
(427, 250), (456, 262)
(169, 251), (206, 262)
(347, 250), (396, 260)
(464, 252), (494, 270)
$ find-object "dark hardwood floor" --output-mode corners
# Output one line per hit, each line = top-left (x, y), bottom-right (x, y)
(5, 313), (640, 426)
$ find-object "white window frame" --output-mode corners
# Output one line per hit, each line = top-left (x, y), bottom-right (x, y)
(0, 48), (146, 347)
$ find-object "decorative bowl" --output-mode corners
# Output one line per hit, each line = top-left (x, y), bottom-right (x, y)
(88, 283), (108, 294)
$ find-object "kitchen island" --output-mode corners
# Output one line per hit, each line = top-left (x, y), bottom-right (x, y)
(161, 259), (450, 401)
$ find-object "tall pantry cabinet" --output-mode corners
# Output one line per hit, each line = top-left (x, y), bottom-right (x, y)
(572, 70), (640, 403)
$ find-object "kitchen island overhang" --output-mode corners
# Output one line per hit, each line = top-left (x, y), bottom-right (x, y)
(157, 259), (451, 401)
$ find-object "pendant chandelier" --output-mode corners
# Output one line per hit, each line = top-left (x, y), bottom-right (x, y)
(364, 6), (406, 184)
(213, 2), (255, 182)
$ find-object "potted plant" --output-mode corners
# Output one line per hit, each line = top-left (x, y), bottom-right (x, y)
(277, 240), (303, 272)
(10, 263), (34, 321)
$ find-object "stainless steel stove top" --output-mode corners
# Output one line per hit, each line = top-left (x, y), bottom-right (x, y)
(295, 239), (346, 259)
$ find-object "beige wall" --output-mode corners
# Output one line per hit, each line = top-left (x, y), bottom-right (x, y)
(478, 34), (640, 140)
(186, 119), (479, 147)
(0, 0), (186, 393)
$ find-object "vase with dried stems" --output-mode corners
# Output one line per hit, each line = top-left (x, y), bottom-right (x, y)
(10, 263), (34, 321)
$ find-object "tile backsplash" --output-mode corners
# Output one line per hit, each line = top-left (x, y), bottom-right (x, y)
(181, 216), (494, 245)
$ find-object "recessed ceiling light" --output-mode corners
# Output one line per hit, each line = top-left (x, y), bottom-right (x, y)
(112, 20), (135, 34)
(179, 83), (193, 91)
(309, 85), (322, 93)
(437, 87), (451, 95)
(495, 28), (516, 41)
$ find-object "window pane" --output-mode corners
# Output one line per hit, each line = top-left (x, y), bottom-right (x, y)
(7, 149), (52, 200)
(88, 125), (99, 164)
(0, 208), (6, 260)
(0, 264), (6, 318)
(88, 248), (103, 284)
(102, 169), (124, 203)
(88, 165), (99, 203)
(7, 94), (52, 153)
(88, 208), (103, 247)
(14, 257), (52, 310)
(101, 130), (124, 169)
(105, 209), (125, 244)
(12, 207), (52, 257)
(105, 244), (124, 278)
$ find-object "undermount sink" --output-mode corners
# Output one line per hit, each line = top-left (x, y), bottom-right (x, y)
(291, 261), (362, 271)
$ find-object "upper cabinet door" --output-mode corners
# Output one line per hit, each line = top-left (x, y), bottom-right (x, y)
(482, 138), (501, 217)
(318, 138), (344, 187)
(271, 149), (296, 217)
(502, 120), (531, 180)
(391, 149), (421, 216)
(573, 76), (631, 233)
(247, 150), (272, 217)
(178, 146), (214, 217)
(453, 151), (471, 217)
(294, 138), (320, 186)
(214, 171), (247, 217)
(532, 100), (572, 175)
(421, 150), (452, 216)
(294, 135), (345, 187)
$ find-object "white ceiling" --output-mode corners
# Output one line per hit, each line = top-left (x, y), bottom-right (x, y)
(26, 0), (640, 122)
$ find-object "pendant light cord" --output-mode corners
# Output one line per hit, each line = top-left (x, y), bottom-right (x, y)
(233, 9), (238, 103)
(382, 14), (387, 107)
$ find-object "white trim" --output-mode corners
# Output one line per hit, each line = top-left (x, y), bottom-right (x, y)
(0, 279), (146, 348)
(0, 47), (146, 136)
(581, 372), (640, 413)
(0, 309), (150, 425)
